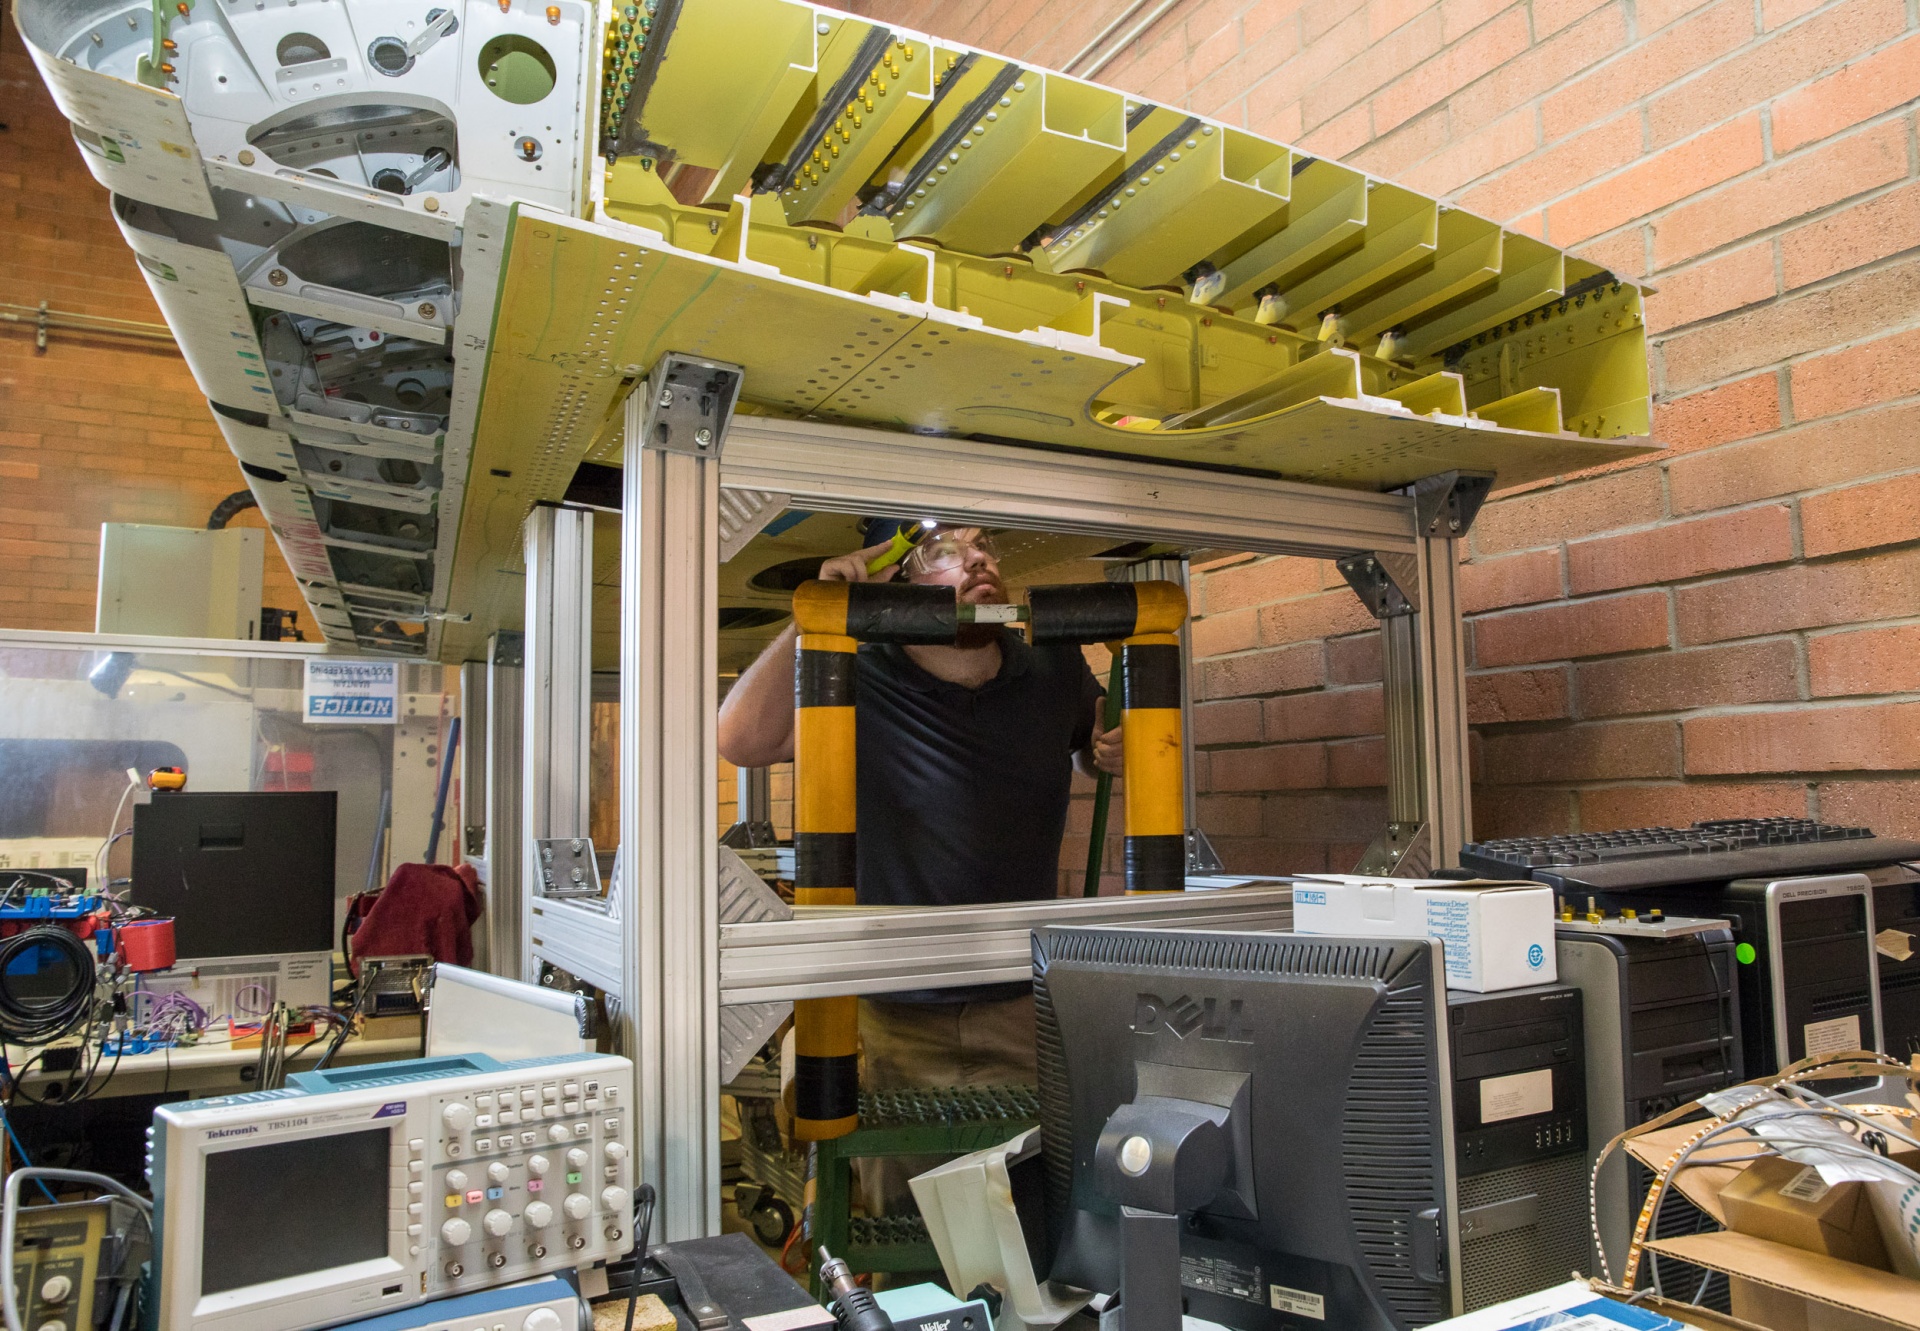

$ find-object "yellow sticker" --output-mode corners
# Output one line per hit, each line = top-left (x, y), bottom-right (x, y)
(159, 141), (191, 158)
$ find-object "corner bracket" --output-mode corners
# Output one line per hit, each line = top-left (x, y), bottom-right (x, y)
(638, 353), (744, 457)
(1336, 550), (1421, 618)
(1408, 470), (1494, 540)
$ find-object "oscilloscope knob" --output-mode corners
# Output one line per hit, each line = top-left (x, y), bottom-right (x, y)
(523, 1201), (554, 1229)
(522, 1310), (565, 1331)
(440, 1217), (472, 1246)
(442, 1102), (475, 1133)
(563, 1192), (592, 1221)
(483, 1209), (514, 1238)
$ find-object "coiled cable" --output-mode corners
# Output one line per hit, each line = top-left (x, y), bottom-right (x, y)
(0, 928), (96, 1045)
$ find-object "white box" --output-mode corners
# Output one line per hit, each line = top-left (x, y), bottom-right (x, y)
(96, 523), (263, 640)
(1289, 875), (1556, 992)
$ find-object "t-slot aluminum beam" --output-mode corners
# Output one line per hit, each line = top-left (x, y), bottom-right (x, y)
(620, 402), (723, 1243)
(719, 416), (1418, 557)
(522, 504), (594, 981)
(1417, 532), (1473, 866)
(485, 631), (525, 979)
(720, 886), (1299, 1004)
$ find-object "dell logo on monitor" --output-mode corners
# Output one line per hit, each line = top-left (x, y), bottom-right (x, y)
(1132, 992), (1254, 1043)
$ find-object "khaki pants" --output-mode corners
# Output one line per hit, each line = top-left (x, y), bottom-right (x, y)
(855, 993), (1037, 1216)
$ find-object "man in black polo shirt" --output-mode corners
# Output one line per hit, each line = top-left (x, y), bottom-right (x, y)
(718, 520), (1121, 1129)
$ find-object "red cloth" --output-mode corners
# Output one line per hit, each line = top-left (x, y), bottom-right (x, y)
(349, 862), (483, 968)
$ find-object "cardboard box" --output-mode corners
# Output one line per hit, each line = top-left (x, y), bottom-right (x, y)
(1625, 1112), (1920, 1330)
(1720, 1156), (1891, 1270)
(1289, 875), (1556, 992)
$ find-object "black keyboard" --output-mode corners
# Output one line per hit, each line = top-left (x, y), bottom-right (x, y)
(1460, 818), (1920, 893)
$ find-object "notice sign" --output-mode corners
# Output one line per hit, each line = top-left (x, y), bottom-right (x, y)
(303, 659), (398, 724)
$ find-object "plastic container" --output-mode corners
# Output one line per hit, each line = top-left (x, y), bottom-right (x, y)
(117, 918), (176, 973)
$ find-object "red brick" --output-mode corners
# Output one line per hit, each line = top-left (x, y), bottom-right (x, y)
(1472, 591), (1670, 667)
(1195, 794), (1266, 839)
(1437, 0), (1517, 44)
(1449, 3), (1629, 136)
(1660, 254), (1920, 393)
(1326, 736), (1387, 787)
(1368, 6), (1530, 133)
(1549, 115), (1765, 248)
(1472, 468), (1665, 555)
(1472, 787), (1576, 840)
(1778, 32), (1920, 153)
(1782, 181), (1920, 290)
(1467, 667), (1572, 724)
(1263, 686), (1384, 741)
(1818, 779), (1920, 839)
(1257, 589), (1378, 646)
(1208, 742), (1329, 791)
(1655, 118), (1909, 268)
(1262, 791), (1391, 840)
(1809, 624), (1920, 696)
(1668, 400), (1920, 514)
(1760, 0), (1824, 28)
(1578, 781), (1808, 829)
(1675, 548), (1920, 643)
(1643, 243), (1776, 334)
(1639, 0), (1716, 29)
(1541, 0), (1753, 141)
(1458, 114), (1642, 224)
(1577, 639), (1800, 716)
(1199, 642), (1325, 698)
(1202, 556), (1326, 612)
(1191, 608), (1258, 657)
(1684, 701), (1920, 773)
(1480, 720), (1682, 783)
(1192, 698), (1263, 746)
(1801, 472), (1920, 558)
(1572, 228), (1650, 280)
(1349, 106), (1451, 180)
(1326, 631), (1382, 685)
(1566, 505), (1793, 594)
(1647, 0), (1906, 146)
(1791, 326), (1920, 423)
(1652, 375), (1783, 452)
(1301, 5), (1444, 129)
(1399, 111), (1536, 198)
(1459, 548), (1562, 613)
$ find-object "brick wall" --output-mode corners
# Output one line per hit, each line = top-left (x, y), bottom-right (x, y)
(0, 38), (300, 634)
(853, 0), (1920, 865)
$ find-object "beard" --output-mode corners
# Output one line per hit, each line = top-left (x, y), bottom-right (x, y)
(955, 623), (1003, 650)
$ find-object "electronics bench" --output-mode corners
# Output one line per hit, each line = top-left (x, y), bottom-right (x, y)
(13, 0), (1657, 1250)
(7, 1033), (422, 1102)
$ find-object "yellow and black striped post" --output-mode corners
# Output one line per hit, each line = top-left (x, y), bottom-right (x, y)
(1029, 581), (1189, 894)
(790, 582), (862, 1140)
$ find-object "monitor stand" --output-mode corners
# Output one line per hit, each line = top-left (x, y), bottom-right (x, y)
(1093, 1095), (1235, 1331)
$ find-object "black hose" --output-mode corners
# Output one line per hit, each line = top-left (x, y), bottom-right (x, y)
(206, 490), (257, 530)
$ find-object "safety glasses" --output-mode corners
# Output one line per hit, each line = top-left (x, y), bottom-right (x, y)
(905, 528), (999, 574)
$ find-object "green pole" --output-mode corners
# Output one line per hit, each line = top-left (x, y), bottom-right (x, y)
(1082, 652), (1125, 898)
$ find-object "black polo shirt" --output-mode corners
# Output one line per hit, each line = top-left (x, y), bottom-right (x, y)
(853, 632), (1104, 909)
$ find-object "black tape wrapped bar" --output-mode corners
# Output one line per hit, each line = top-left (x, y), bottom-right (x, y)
(844, 582), (958, 643)
(1027, 583), (1140, 645)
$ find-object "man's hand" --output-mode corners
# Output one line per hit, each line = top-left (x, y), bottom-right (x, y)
(1092, 716), (1124, 776)
(818, 540), (902, 583)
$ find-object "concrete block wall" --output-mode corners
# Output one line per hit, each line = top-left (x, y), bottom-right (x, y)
(0, 40), (302, 633)
(844, 0), (1920, 872)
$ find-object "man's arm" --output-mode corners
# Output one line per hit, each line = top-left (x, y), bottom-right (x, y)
(716, 539), (898, 769)
(718, 622), (800, 768)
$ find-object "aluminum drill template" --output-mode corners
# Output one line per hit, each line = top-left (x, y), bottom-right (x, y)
(18, 0), (1654, 664)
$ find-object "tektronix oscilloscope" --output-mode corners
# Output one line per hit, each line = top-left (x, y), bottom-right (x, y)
(149, 1053), (634, 1331)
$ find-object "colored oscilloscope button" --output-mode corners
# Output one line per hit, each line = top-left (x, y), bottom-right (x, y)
(445, 1195), (462, 1208)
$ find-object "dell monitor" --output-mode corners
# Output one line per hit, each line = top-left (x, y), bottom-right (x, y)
(1033, 926), (1462, 1331)
(131, 791), (337, 959)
